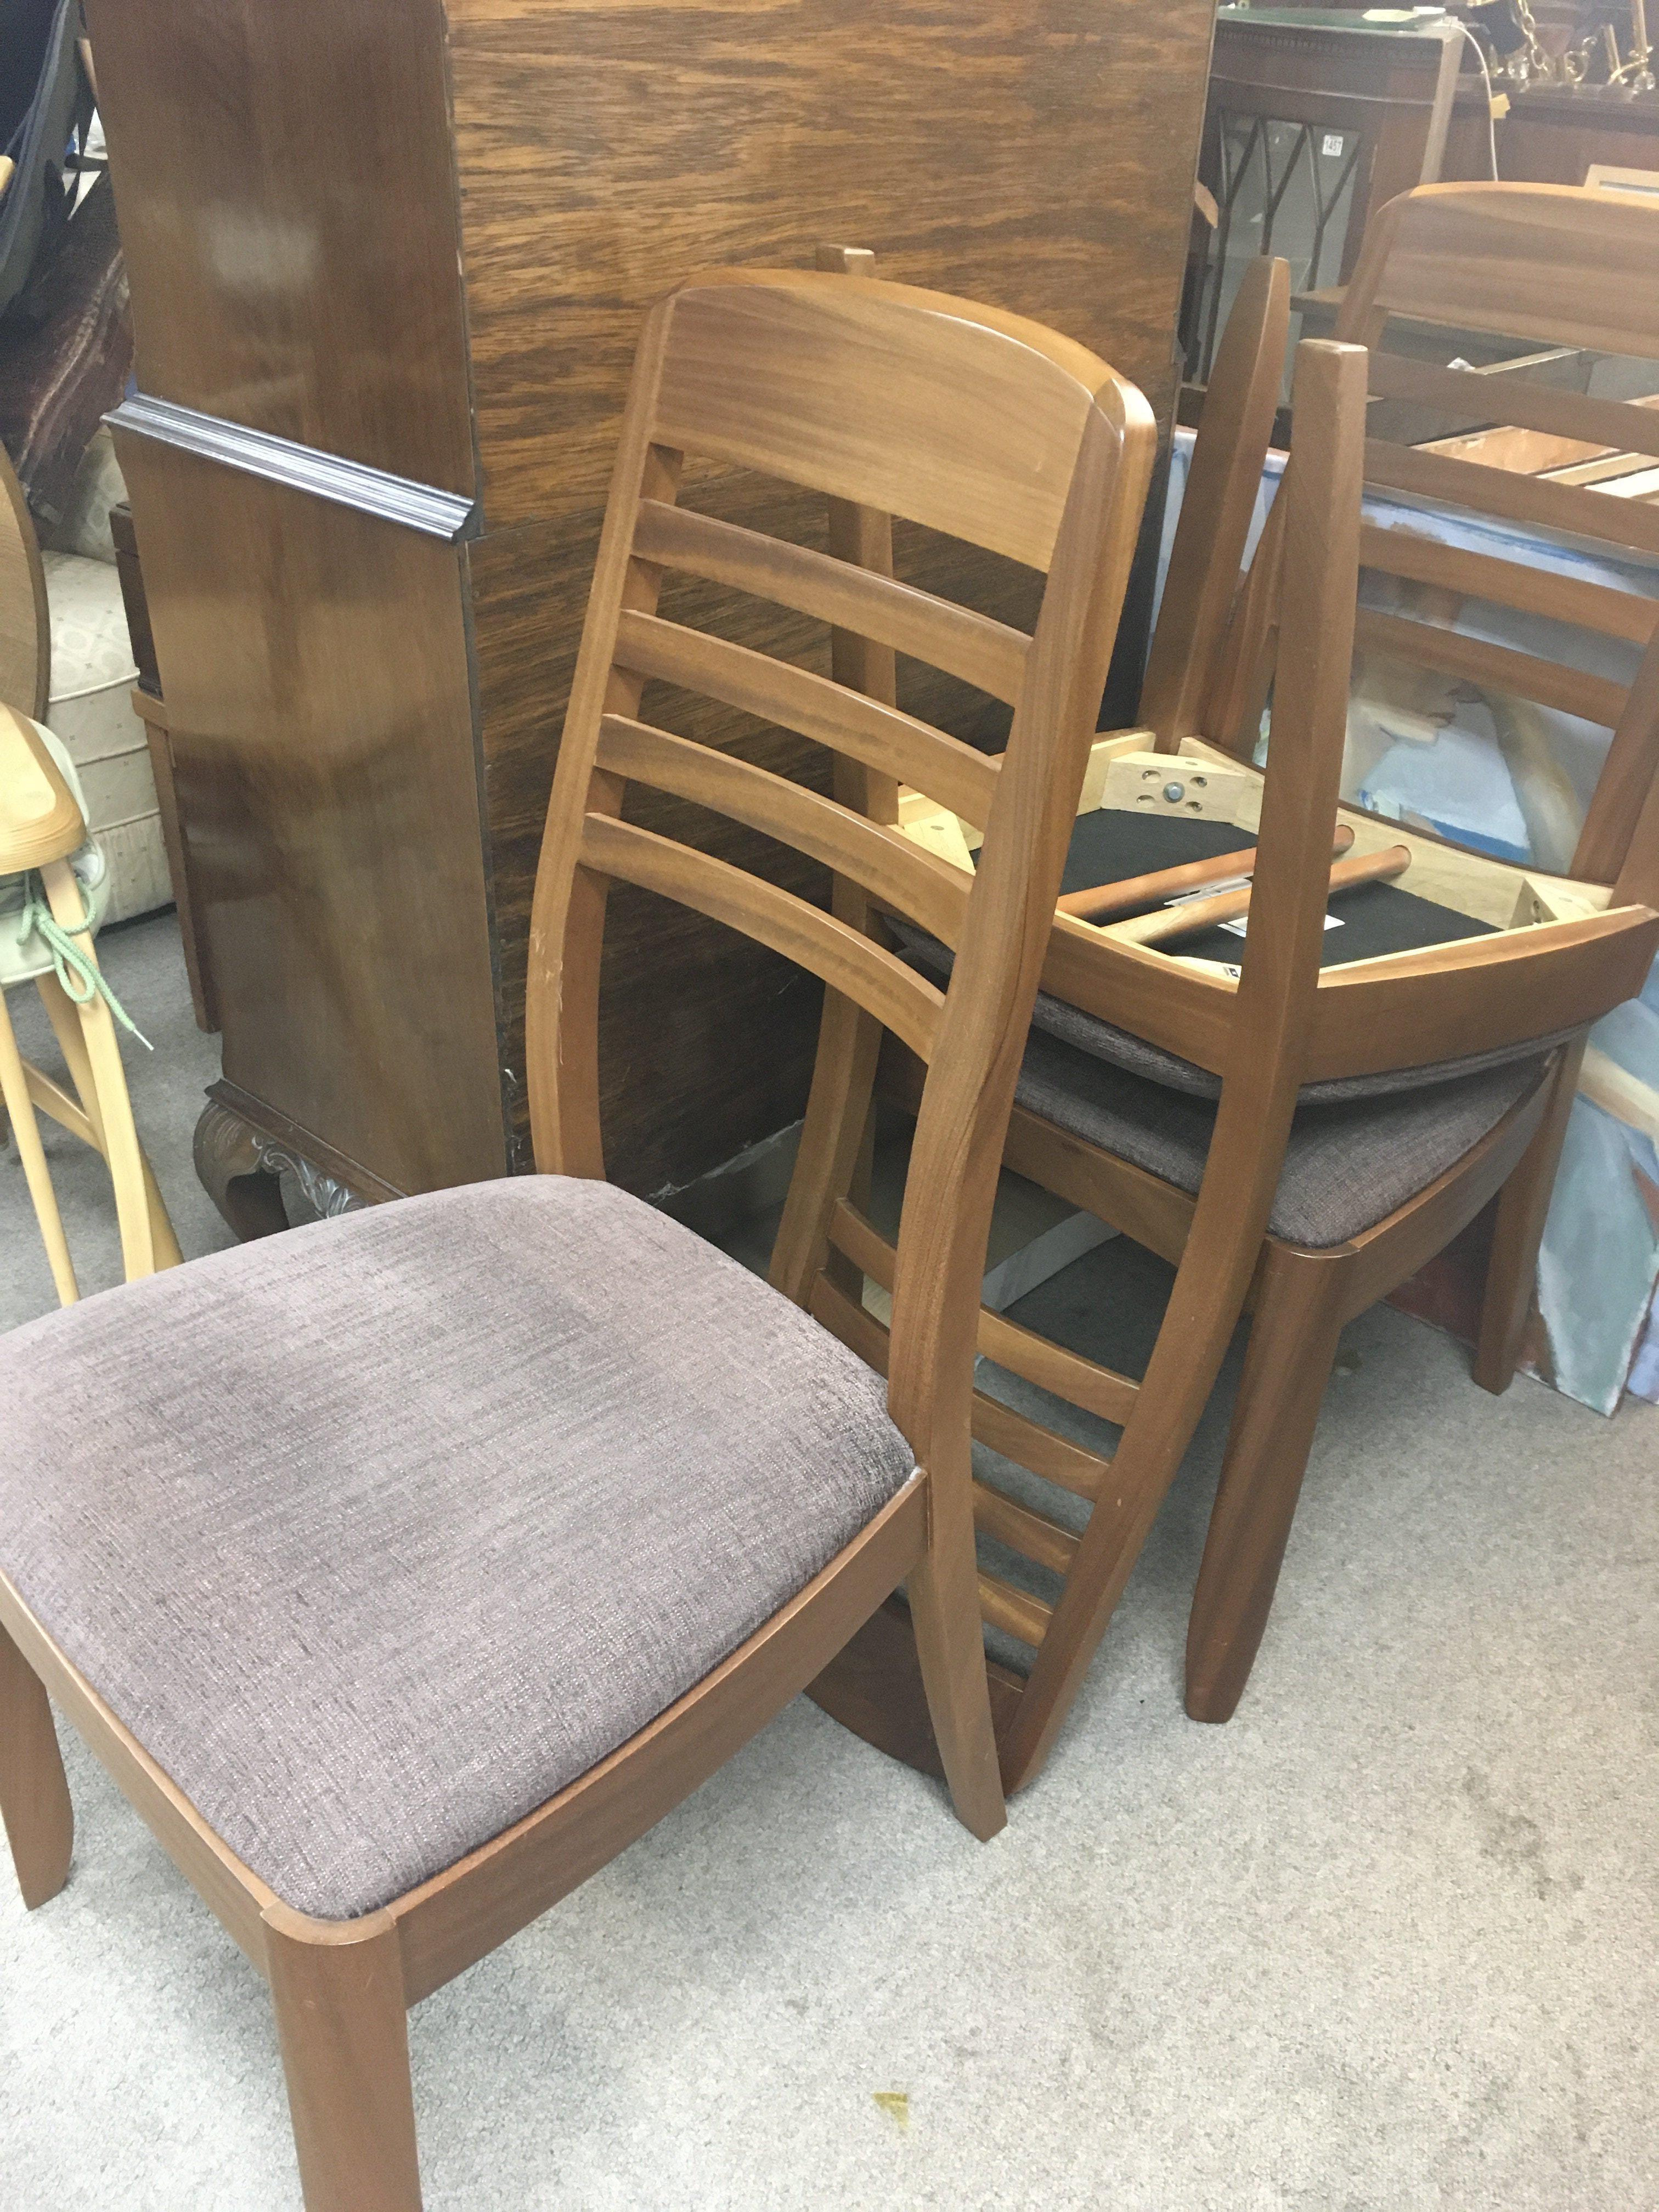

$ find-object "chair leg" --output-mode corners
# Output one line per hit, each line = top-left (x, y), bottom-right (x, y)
(1184, 1248), (1345, 1723)
(1474, 1040), (1584, 1398)
(0, 1616), (75, 1909)
(36, 973), (182, 1271)
(263, 1904), (424, 2212)
(769, 989), (881, 1307)
(0, 988), (78, 1305)
(907, 1457), (1007, 1841)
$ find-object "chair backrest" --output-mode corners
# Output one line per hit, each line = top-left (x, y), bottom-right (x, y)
(0, 443), (49, 721)
(525, 268), (1155, 1461)
(1329, 182), (1659, 900)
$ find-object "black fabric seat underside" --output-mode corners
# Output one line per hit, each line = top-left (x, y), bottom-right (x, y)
(1049, 809), (1496, 968)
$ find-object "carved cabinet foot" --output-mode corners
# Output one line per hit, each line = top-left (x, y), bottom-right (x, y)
(194, 1096), (364, 1242)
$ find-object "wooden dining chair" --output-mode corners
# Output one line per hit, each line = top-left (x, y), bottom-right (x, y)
(0, 267), (1154, 2211)
(798, 325), (1659, 1792)
(0, 430), (179, 1301)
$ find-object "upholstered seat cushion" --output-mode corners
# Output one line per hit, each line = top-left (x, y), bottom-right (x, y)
(1016, 1028), (1549, 1248)
(0, 1178), (917, 1920)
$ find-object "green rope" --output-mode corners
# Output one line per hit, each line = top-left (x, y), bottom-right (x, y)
(14, 874), (153, 1050)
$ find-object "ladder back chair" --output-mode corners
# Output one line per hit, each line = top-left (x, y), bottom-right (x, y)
(0, 268), (1154, 2212)
(0, 431), (179, 1303)
(804, 327), (1659, 1788)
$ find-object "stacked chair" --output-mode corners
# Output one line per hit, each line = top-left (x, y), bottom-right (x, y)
(803, 191), (1659, 1787)
(0, 268), (1155, 2210)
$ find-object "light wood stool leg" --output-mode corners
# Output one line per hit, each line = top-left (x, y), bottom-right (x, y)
(264, 1905), (424, 2212)
(38, 862), (163, 1280)
(36, 970), (181, 1270)
(0, 986), (78, 1304)
(0, 1616), (75, 1909)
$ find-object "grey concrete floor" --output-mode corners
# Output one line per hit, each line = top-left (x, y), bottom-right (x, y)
(2, 914), (1656, 2209)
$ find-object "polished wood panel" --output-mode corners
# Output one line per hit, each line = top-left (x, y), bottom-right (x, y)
(114, 437), (506, 1195)
(447, 0), (1216, 524)
(84, 0), (474, 492)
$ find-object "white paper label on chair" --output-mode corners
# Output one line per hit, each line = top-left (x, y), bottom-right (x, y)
(1217, 911), (1345, 938)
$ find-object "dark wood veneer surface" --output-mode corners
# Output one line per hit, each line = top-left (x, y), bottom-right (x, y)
(91, 0), (1216, 1204)
(86, 0), (475, 494)
(115, 438), (506, 1195)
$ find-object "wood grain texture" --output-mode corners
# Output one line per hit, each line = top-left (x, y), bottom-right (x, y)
(83, 0), (473, 492)
(447, 0), (1213, 524)
(1339, 180), (1659, 359)
(114, 438), (506, 1196)
(449, 0), (1214, 1190)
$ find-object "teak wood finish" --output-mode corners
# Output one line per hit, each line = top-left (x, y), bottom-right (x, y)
(86, 0), (1216, 1221)
(0, 270), (1156, 2211)
(804, 296), (1659, 1785)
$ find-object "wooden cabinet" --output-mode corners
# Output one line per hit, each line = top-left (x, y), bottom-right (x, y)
(89, 0), (1219, 1224)
(1188, 8), (1461, 384)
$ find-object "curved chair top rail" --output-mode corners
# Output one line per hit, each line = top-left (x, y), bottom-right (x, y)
(0, 702), (83, 874)
(524, 267), (1156, 1454)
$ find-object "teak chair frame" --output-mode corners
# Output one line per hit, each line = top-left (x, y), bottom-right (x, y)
(801, 298), (1659, 1787)
(0, 267), (1155, 2212)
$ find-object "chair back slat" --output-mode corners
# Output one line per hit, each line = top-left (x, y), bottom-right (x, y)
(613, 607), (1003, 828)
(650, 270), (1113, 571)
(578, 812), (945, 1062)
(593, 713), (972, 949)
(1367, 351), (1659, 467)
(631, 499), (1031, 706)
(1363, 436), (1659, 563)
(1353, 607), (1629, 728)
(1358, 522), (1658, 646)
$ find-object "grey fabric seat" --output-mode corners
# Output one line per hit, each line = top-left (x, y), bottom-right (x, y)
(0, 1177), (917, 1920)
(1017, 1028), (1549, 1248)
